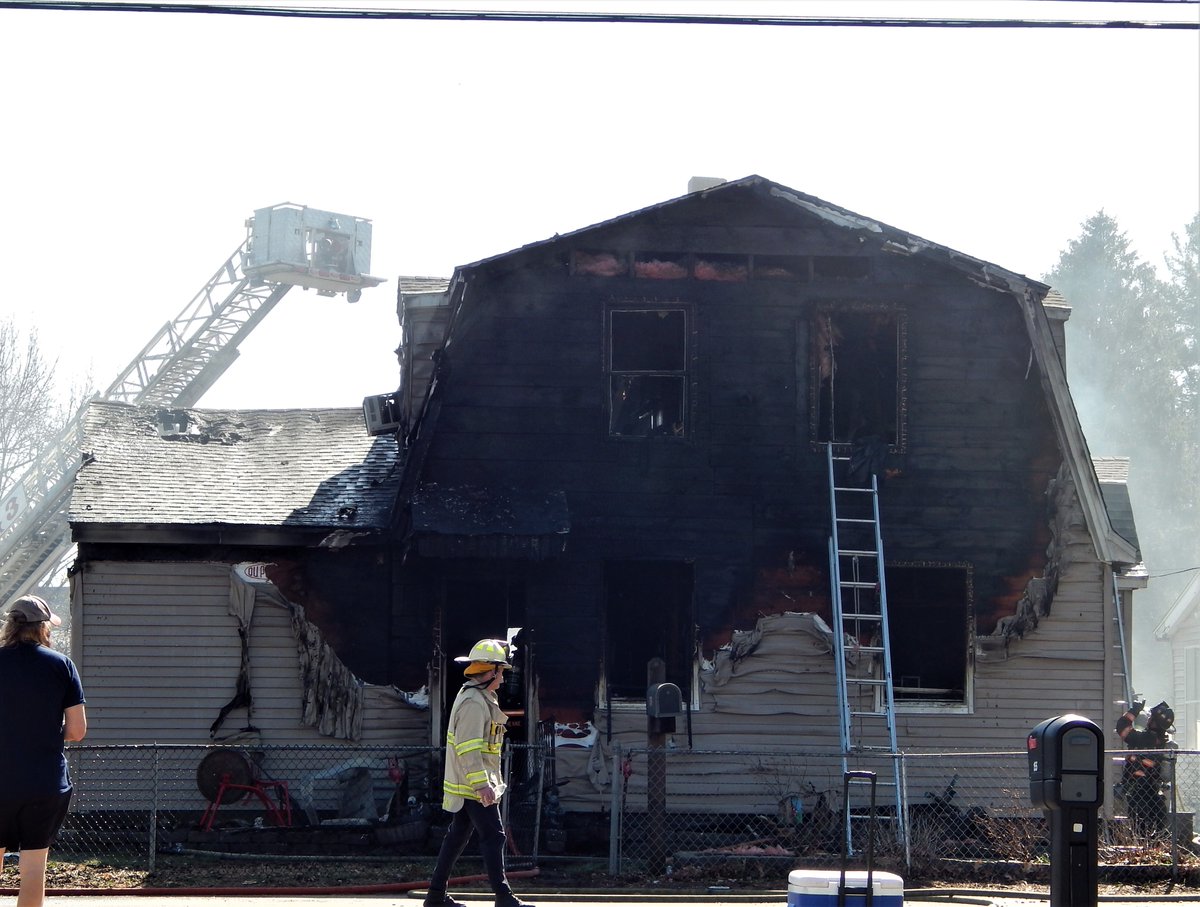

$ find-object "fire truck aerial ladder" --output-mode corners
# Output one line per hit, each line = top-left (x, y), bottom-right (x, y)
(0, 204), (385, 605)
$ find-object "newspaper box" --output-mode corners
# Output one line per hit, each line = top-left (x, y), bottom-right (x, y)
(787, 869), (904, 907)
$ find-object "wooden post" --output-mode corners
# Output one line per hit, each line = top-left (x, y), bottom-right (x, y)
(647, 657), (668, 874)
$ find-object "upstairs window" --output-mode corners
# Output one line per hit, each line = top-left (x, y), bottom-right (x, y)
(607, 307), (689, 437)
(812, 305), (906, 450)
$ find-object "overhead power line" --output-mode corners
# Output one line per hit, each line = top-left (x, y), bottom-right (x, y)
(0, 1), (1197, 29)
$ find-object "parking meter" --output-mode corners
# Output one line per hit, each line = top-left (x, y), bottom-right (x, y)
(1027, 715), (1103, 907)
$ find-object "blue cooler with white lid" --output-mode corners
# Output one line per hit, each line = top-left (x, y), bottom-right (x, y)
(787, 868), (904, 907)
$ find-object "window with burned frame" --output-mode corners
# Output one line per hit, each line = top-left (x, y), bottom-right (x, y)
(606, 305), (690, 438)
(884, 562), (973, 708)
(810, 303), (907, 451)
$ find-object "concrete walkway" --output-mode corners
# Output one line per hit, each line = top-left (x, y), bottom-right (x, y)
(30, 890), (1200, 907)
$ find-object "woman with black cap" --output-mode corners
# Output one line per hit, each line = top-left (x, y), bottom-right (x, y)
(424, 638), (533, 907)
(0, 595), (87, 907)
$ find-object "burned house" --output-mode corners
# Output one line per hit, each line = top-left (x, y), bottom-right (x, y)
(67, 176), (1144, 821)
(387, 175), (1144, 805)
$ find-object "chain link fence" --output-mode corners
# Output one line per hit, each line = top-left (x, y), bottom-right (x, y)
(610, 746), (1200, 887)
(48, 743), (1200, 887)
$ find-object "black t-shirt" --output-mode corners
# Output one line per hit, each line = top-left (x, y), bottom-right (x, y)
(0, 642), (86, 796)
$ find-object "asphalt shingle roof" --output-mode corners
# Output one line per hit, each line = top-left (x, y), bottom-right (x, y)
(70, 401), (400, 530)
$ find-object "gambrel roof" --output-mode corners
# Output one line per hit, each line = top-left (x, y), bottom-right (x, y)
(414, 175), (1142, 572)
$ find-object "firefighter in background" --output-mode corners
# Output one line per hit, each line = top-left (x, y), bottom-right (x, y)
(1115, 700), (1175, 836)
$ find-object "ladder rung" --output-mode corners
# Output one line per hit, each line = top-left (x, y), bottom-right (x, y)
(848, 677), (888, 686)
(838, 549), (878, 558)
(834, 486), (874, 494)
(848, 646), (885, 655)
(841, 612), (882, 620)
(837, 517), (876, 524)
(849, 777), (897, 791)
(839, 580), (877, 589)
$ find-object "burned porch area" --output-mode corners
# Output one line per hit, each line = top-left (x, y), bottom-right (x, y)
(64, 403), (440, 845)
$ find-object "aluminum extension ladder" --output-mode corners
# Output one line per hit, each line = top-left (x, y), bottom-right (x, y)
(825, 442), (905, 854)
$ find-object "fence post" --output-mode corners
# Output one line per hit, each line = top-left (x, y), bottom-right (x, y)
(608, 742), (622, 876)
(149, 745), (159, 872)
(1169, 749), (1179, 884)
(899, 751), (911, 872)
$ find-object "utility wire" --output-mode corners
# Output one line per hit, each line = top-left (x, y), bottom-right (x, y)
(0, 1), (1197, 28)
(1151, 566), (1200, 579)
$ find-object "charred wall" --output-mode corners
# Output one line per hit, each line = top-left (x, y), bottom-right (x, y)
(403, 198), (1062, 717)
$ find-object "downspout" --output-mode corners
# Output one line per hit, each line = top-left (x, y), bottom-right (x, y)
(1112, 569), (1134, 705)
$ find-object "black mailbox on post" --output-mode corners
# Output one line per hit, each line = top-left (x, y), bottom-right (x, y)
(647, 682), (682, 734)
(647, 682), (683, 718)
(1027, 714), (1104, 809)
(1027, 714), (1103, 907)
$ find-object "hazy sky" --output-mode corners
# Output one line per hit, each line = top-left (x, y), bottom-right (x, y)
(1, 0), (1197, 411)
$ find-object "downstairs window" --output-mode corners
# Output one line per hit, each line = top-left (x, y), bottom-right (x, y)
(885, 563), (973, 710)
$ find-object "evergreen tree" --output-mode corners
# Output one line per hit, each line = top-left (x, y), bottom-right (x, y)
(1162, 212), (1199, 436)
(1044, 211), (1170, 454)
(1046, 212), (1200, 695)
(1159, 213), (1200, 541)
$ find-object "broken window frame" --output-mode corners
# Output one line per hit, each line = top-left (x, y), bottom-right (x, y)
(809, 303), (908, 453)
(606, 304), (692, 439)
(599, 559), (697, 710)
(883, 561), (974, 713)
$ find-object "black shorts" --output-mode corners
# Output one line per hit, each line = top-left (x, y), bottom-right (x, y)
(0, 789), (73, 851)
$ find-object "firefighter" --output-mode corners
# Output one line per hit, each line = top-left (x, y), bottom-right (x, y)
(424, 639), (533, 907)
(1115, 699), (1174, 837)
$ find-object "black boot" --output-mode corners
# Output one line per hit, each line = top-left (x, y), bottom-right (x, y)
(494, 891), (534, 907)
(424, 891), (468, 907)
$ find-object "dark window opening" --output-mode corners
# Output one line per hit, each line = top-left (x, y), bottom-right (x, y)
(608, 308), (688, 437)
(440, 577), (528, 719)
(813, 307), (904, 447)
(885, 564), (971, 704)
(603, 560), (694, 700)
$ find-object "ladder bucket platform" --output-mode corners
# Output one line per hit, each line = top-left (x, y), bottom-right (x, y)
(243, 203), (387, 299)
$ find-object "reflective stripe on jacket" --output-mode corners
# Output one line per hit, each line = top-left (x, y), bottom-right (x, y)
(441, 682), (508, 812)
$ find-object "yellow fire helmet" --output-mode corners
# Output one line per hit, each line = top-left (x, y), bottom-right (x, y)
(454, 638), (513, 668)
